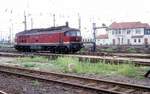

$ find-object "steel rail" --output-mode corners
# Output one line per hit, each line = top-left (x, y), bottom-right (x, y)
(0, 91), (7, 94)
(0, 65), (149, 94)
(1, 51), (150, 66)
(0, 68), (122, 94)
(1, 49), (150, 59)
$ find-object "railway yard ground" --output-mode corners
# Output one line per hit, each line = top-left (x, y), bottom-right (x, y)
(0, 46), (150, 94)
(0, 72), (95, 94)
(0, 55), (150, 94)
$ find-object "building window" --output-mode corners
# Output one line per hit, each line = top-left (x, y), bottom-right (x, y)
(112, 30), (114, 35)
(145, 29), (150, 35)
(138, 39), (141, 43)
(136, 29), (141, 34)
(127, 30), (131, 34)
(118, 30), (121, 34)
(122, 38), (123, 44)
(115, 30), (118, 34)
(134, 39), (136, 43)
(121, 30), (124, 34)
(118, 38), (120, 45)
(144, 38), (148, 45)
(149, 30), (150, 34)
(144, 30), (147, 35)
(115, 30), (120, 34)
(127, 39), (130, 44)
(113, 39), (115, 45)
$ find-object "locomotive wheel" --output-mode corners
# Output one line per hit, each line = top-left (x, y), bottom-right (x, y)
(51, 47), (56, 53)
(58, 47), (63, 54)
(55, 46), (69, 54)
(64, 47), (69, 54)
(52, 47), (59, 54)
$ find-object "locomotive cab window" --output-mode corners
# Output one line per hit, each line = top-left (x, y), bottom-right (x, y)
(65, 31), (81, 36)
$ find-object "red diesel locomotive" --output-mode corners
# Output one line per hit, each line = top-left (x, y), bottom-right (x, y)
(14, 23), (83, 53)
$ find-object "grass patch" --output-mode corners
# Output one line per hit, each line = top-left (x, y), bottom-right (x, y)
(17, 56), (49, 63)
(127, 48), (136, 53)
(79, 47), (87, 52)
(117, 64), (138, 77)
(52, 57), (149, 78)
(32, 80), (40, 86)
(101, 48), (114, 52)
(16, 56), (150, 79)
(23, 62), (36, 68)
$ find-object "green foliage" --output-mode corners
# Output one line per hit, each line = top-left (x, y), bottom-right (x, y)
(22, 62), (36, 68)
(127, 48), (136, 53)
(117, 64), (138, 77)
(17, 56), (150, 79)
(101, 48), (114, 52)
(53, 57), (139, 77)
(32, 80), (40, 86)
(55, 57), (78, 72)
(17, 56), (48, 63)
(79, 48), (87, 52)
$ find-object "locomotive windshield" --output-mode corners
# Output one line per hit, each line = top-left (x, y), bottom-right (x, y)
(65, 30), (81, 36)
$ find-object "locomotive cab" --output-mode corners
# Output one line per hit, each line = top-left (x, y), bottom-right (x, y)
(65, 30), (81, 41)
(64, 30), (83, 53)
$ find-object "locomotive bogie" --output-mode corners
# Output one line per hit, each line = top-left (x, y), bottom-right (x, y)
(14, 43), (82, 53)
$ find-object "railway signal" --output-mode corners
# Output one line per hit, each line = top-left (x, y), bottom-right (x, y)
(53, 14), (56, 27)
(24, 11), (27, 31)
(92, 23), (108, 52)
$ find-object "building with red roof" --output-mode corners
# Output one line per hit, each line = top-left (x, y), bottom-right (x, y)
(110, 22), (150, 29)
(96, 34), (109, 45)
(96, 34), (108, 39)
(107, 21), (150, 45)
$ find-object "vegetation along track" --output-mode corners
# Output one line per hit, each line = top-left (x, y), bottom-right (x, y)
(0, 65), (150, 94)
(1, 51), (150, 66)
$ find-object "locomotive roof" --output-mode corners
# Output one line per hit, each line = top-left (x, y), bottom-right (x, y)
(16, 25), (79, 36)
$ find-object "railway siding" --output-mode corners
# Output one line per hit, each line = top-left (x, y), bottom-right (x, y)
(0, 65), (149, 94)
(0, 91), (7, 94)
(36, 53), (150, 66)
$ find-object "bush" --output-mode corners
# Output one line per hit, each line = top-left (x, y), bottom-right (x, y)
(23, 62), (36, 67)
(17, 56), (149, 78)
(101, 48), (113, 52)
(127, 48), (136, 53)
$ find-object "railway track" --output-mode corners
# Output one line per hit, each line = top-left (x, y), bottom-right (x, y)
(1, 47), (150, 59)
(77, 51), (150, 59)
(0, 91), (7, 94)
(1, 51), (150, 66)
(0, 65), (149, 94)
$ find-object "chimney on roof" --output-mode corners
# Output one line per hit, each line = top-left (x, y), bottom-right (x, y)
(66, 21), (69, 27)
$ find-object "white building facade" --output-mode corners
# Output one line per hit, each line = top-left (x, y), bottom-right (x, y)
(95, 28), (112, 45)
(96, 34), (110, 45)
(107, 22), (150, 45)
(143, 28), (150, 45)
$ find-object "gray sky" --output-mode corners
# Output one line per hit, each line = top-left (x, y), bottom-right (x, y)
(0, 0), (150, 40)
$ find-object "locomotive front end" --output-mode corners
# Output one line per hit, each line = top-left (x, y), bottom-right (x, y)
(64, 29), (83, 53)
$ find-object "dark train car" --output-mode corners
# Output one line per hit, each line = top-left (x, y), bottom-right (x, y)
(14, 23), (83, 53)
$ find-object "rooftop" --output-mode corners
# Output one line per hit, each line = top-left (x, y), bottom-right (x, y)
(110, 22), (150, 29)
(96, 34), (108, 39)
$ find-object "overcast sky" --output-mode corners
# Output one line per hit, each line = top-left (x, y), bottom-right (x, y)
(0, 0), (150, 40)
